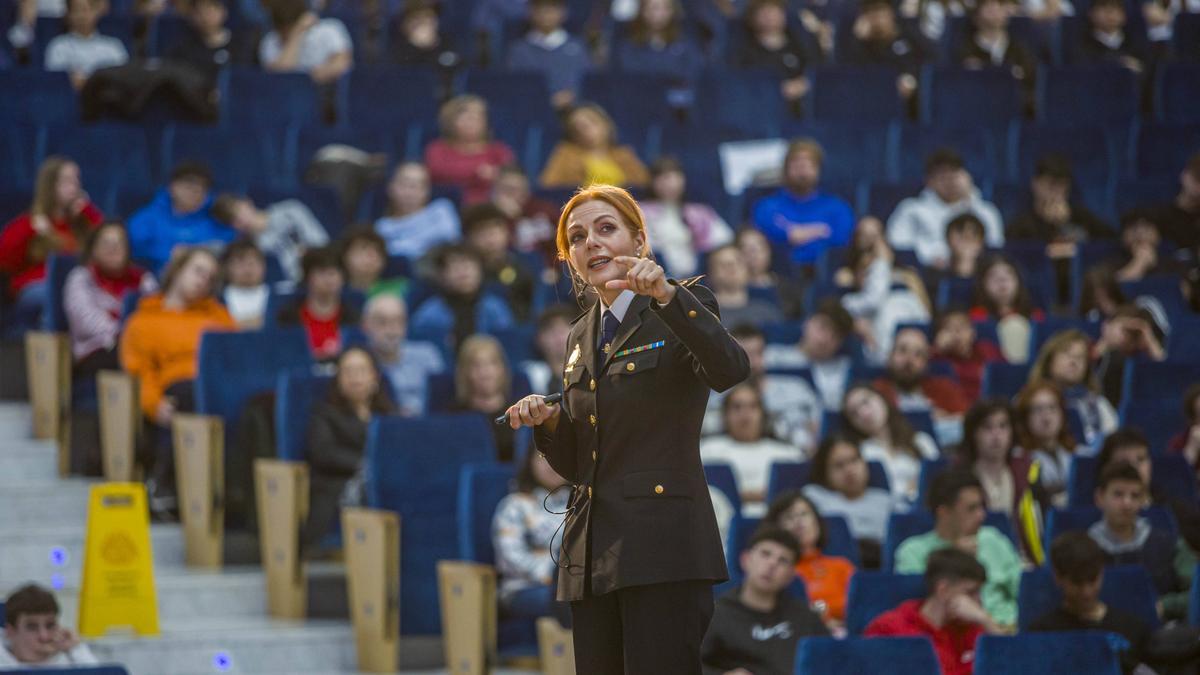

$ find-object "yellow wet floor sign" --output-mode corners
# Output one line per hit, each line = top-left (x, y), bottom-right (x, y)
(78, 482), (160, 637)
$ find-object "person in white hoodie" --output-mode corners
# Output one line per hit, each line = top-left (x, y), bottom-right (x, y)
(0, 584), (98, 669)
(887, 149), (1004, 267)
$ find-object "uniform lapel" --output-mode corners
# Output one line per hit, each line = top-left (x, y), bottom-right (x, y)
(601, 294), (651, 372)
(574, 301), (599, 377)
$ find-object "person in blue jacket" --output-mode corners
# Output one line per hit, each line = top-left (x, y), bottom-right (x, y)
(752, 138), (854, 267)
(128, 162), (235, 271)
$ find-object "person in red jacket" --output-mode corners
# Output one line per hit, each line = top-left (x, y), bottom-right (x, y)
(423, 95), (515, 205)
(0, 156), (102, 326)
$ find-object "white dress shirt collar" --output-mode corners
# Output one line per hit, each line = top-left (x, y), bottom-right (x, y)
(600, 290), (636, 322)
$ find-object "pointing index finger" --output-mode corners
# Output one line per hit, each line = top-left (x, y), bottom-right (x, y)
(612, 256), (640, 267)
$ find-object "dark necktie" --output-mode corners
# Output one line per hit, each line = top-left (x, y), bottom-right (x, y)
(598, 310), (620, 364)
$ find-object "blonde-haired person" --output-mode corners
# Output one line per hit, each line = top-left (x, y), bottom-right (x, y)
(539, 105), (650, 189)
(1027, 329), (1117, 449)
(503, 184), (749, 672)
(451, 334), (517, 462)
(424, 95), (516, 205)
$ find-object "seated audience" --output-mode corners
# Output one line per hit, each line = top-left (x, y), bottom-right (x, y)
(924, 213), (988, 297)
(901, 0), (970, 42)
(706, 244), (784, 328)
(968, 254), (1043, 364)
(1072, 0), (1147, 72)
(1077, 266), (1170, 331)
(1147, 152), (1200, 254)
(842, 0), (932, 99)
(1029, 532), (1151, 674)
(736, 227), (805, 318)
(374, 162), (461, 261)
(888, 150), (1004, 269)
(462, 203), (536, 321)
(865, 548), (1004, 675)
(640, 157), (733, 278)
(505, 0), (591, 110)
(613, 0), (705, 84)
(304, 346), (396, 554)
(523, 304), (575, 395)
(539, 104), (650, 189)
(338, 227), (396, 296)
(764, 494), (856, 628)
(424, 95), (516, 206)
(895, 470), (1021, 628)
(410, 244), (516, 350)
(1111, 211), (1185, 282)
(752, 138), (854, 267)
(64, 222), (157, 376)
(220, 238), (269, 328)
(493, 444), (570, 619)
(492, 164), (560, 263)
(360, 294), (444, 417)
(452, 334), (517, 461)
(0, 584), (98, 667)
(764, 299), (856, 411)
(734, 0), (816, 109)
(120, 248), (235, 512)
(874, 326), (970, 420)
(931, 309), (1003, 403)
(277, 246), (360, 360)
(957, 0), (1037, 86)
(1013, 382), (1089, 507)
(0, 156), (103, 323)
(1008, 155), (1113, 251)
(44, 0), (128, 90)
(842, 383), (941, 505)
(167, 0), (256, 88)
(210, 193), (329, 283)
(129, 162), (232, 272)
(259, 0), (353, 84)
(392, 0), (460, 68)
(1028, 330), (1118, 446)
(1167, 383), (1200, 463)
(802, 434), (895, 568)
(701, 526), (830, 672)
(701, 382), (805, 514)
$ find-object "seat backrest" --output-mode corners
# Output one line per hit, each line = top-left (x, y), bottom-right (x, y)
(42, 254), (79, 332)
(1038, 65), (1139, 126)
(1158, 63), (1200, 124)
(845, 572), (927, 635)
(766, 461), (890, 505)
(915, 458), (949, 508)
(225, 68), (319, 126)
(195, 328), (314, 427)
(974, 633), (1122, 675)
(457, 462), (516, 565)
(1018, 565), (1160, 631)
(693, 67), (786, 137)
(274, 369), (333, 461)
(1045, 505), (1178, 552)
(811, 66), (904, 123)
(797, 636), (940, 675)
(703, 463), (743, 517)
(1069, 453), (1199, 508)
(365, 413), (497, 634)
(981, 361), (1031, 400)
(0, 71), (77, 124)
(921, 65), (1022, 129)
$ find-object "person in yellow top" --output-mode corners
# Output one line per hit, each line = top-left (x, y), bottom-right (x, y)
(765, 490), (857, 630)
(539, 104), (651, 189)
(119, 246), (236, 515)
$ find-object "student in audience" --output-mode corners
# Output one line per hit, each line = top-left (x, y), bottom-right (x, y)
(764, 299), (856, 412)
(505, 0), (591, 110)
(931, 309), (1004, 403)
(1111, 211), (1184, 282)
(752, 138), (854, 267)
(1167, 383), (1200, 463)
(44, 0), (129, 90)
(894, 469), (1021, 628)
(410, 244), (516, 351)
(701, 526), (830, 672)
(706, 244), (784, 328)
(0, 156), (103, 322)
(887, 150), (1004, 269)
(640, 157), (733, 278)
(843, 383), (941, 505)
(493, 440), (570, 620)
(374, 162), (461, 261)
(1030, 532), (1152, 674)
(64, 222), (158, 376)
(259, 0), (353, 84)
(338, 227), (396, 296)
(539, 104), (650, 189)
(523, 304), (575, 395)
(210, 192), (329, 283)
(0, 584), (98, 667)
(865, 548), (1004, 675)
(1072, 0), (1147, 72)
(392, 0), (460, 68)
(360, 294), (444, 417)
(120, 247), (235, 512)
(733, 0), (815, 109)
(613, 0), (705, 84)
(424, 95), (517, 206)
(1013, 381), (1088, 507)
(843, 0), (931, 99)
(764, 494), (856, 628)
(957, 0), (1036, 86)
(1148, 152), (1200, 253)
(874, 326), (971, 420)
(736, 227), (805, 318)
(968, 255), (1043, 364)
(1008, 155), (1113, 250)
(129, 162), (232, 272)
(220, 238), (269, 328)
(167, 0), (256, 89)
(492, 164), (560, 264)
(926, 213), (989, 296)
(462, 203), (536, 321)
(803, 434), (895, 568)
(304, 346), (396, 554)
(277, 246), (359, 360)
(1089, 462), (1192, 618)
(452, 334), (517, 461)
(701, 382), (805, 514)
(1029, 330), (1119, 446)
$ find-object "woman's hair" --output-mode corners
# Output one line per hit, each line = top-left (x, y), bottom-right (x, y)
(555, 184), (653, 305)
(971, 254), (1035, 318)
(437, 94), (489, 140)
(454, 334), (511, 405)
(1079, 265), (1127, 317)
(720, 382), (769, 439)
(1028, 329), (1098, 392)
(630, 0), (683, 44)
(31, 155), (77, 218)
(79, 221), (129, 266)
(159, 246), (218, 297)
(956, 399), (1014, 465)
(1013, 381), (1076, 450)
(384, 161), (430, 217)
(648, 156), (685, 201)
(809, 433), (861, 490)
(841, 383), (922, 460)
(843, 216), (890, 280)
(326, 346), (396, 414)
(763, 489), (827, 551)
(564, 104), (616, 148)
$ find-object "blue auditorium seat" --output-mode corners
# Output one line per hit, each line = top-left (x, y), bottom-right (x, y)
(914, 457), (949, 508)
(43, 124), (153, 193)
(1120, 360), (1200, 408)
(974, 633), (1122, 675)
(0, 123), (41, 190)
(1067, 454), (1197, 508)
(1038, 65), (1139, 127)
(345, 66), (439, 134)
(703, 463), (743, 517)
(1172, 16), (1200, 63)
(1045, 505), (1178, 553)
(920, 66), (1023, 131)
(0, 71), (77, 124)
(1028, 316), (1100, 357)
(760, 320), (806, 345)
(779, 119), (893, 185)
(980, 361), (1031, 400)
(462, 69), (559, 173)
(1010, 123), (1115, 189)
(891, 124), (998, 184)
(765, 461), (890, 505)
(41, 254), (78, 332)
(365, 414), (498, 635)
(810, 66), (905, 124)
(1113, 179), (1177, 220)
(866, 182), (922, 221)
(1156, 63), (1200, 124)
(1132, 123), (1200, 179)
(163, 124), (282, 192)
(1017, 565), (1160, 631)
(692, 67), (786, 138)
(1118, 400), (1185, 457)
(274, 369), (333, 461)
(845, 571), (927, 635)
(225, 69), (320, 127)
(263, 290), (367, 329)
(580, 70), (680, 146)
(797, 636), (940, 675)
(882, 511), (1017, 572)
(1189, 565), (1200, 626)
(1121, 277), (1190, 319)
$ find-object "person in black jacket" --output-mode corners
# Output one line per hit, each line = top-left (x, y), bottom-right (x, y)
(957, 0), (1037, 87)
(167, 0), (257, 89)
(701, 526), (829, 675)
(734, 0), (818, 111)
(1072, 0), (1148, 72)
(505, 184), (750, 673)
(303, 346), (396, 555)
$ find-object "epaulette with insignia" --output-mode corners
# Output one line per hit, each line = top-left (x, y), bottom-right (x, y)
(677, 275), (706, 288)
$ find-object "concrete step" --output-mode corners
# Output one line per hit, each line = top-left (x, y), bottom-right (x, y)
(0, 401), (32, 428)
(0, 478), (94, 527)
(0, 439), (59, 485)
(0, 523), (186, 586)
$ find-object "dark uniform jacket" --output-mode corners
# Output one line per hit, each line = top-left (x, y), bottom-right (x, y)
(535, 279), (750, 601)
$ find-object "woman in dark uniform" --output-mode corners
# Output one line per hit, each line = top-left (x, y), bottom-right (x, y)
(505, 184), (750, 673)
